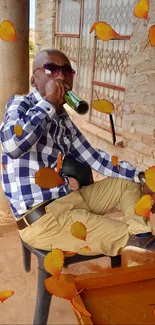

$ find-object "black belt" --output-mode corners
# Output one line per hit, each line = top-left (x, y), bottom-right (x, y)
(17, 198), (55, 230)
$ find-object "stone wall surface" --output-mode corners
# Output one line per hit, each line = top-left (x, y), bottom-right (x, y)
(35, 0), (56, 53)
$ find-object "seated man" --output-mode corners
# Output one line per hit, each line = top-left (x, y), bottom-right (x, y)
(0, 48), (154, 257)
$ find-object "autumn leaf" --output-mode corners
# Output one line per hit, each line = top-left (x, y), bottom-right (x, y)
(149, 25), (155, 47)
(134, 0), (149, 20)
(1, 163), (6, 170)
(0, 20), (17, 42)
(44, 274), (77, 300)
(14, 125), (23, 137)
(92, 99), (114, 114)
(145, 166), (155, 191)
(71, 222), (87, 241)
(44, 249), (64, 277)
(90, 21), (119, 41)
(135, 194), (152, 218)
(64, 251), (78, 257)
(0, 290), (14, 303)
(71, 298), (91, 317)
(56, 152), (62, 173)
(111, 155), (120, 171)
(35, 167), (65, 189)
(80, 246), (91, 252)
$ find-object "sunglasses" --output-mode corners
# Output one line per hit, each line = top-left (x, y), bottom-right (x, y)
(33, 63), (76, 78)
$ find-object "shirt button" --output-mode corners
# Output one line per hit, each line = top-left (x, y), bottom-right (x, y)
(46, 107), (51, 111)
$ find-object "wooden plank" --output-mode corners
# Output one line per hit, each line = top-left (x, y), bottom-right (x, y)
(75, 262), (155, 290)
(92, 80), (125, 92)
(55, 32), (80, 38)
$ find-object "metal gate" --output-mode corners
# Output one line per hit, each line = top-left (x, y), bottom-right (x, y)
(55, 0), (136, 135)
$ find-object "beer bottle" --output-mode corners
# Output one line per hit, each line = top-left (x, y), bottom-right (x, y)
(64, 90), (89, 115)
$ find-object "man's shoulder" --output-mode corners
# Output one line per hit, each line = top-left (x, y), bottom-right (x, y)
(7, 93), (31, 106)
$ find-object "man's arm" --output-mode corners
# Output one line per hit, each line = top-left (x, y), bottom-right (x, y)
(0, 95), (56, 159)
(69, 124), (142, 183)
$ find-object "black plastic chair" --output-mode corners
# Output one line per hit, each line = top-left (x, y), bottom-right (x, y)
(21, 154), (121, 324)
(21, 239), (121, 325)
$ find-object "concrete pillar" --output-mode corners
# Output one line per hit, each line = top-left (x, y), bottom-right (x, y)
(0, 0), (29, 232)
(35, 0), (56, 53)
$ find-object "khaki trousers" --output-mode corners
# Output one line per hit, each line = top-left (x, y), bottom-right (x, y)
(19, 178), (152, 256)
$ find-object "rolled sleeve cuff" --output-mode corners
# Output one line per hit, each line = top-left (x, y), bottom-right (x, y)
(134, 168), (144, 183)
(36, 99), (56, 119)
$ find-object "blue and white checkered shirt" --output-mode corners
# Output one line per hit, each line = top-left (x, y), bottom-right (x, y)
(0, 88), (141, 220)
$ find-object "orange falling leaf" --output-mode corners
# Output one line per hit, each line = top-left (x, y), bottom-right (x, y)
(92, 99), (114, 114)
(0, 20), (17, 42)
(56, 152), (62, 173)
(71, 298), (91, 317)
(44, 274), (77, 300)
(71, 222), (87, 241)
(80, 246), (91, 253)
(90, 21), (119, 41)
(44, 249), (64, 277)
(149, 25), (155, 47)
(35, 167), (65, 189)
(134, 194), (152, 218)
(145, 166), (155, 192)
(134, 0), (149, 20)
(111, 155), (120, 171)
(64, 251), (78, 257)
(14, 124), (23, 137)
(1, 163), (6, 170)
(152, 309), (155, 316)
(0, 290), (14, 303)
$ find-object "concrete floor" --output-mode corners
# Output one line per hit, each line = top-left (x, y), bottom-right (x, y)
(0, 229), (111, 324)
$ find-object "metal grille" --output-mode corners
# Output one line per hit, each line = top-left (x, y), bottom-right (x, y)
(56, 0), (136, 137)
(59, 0), (81, 33)
(99, 0), (135, 35)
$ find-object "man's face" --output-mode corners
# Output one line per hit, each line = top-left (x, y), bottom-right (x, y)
(31, 51), (74, 98)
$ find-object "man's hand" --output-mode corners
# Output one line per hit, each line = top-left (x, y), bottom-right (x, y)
(68, 177), (80, 191)
(43, 79), (70, 112)
(142, 183), (155, 214)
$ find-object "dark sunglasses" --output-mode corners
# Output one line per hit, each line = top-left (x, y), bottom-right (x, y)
(33, 63), (76, 78)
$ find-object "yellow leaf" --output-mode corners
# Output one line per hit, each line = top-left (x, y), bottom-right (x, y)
(134, 0), (149, 20)
(149, 25), (155, 47)
(71, 222), (87, 241)
(0, 290), (14, 303)
(90, 21), (119, 41)
(80, 246), (91, 252)
(71, 298), (91, 317)
(0, 20), (17, 42)
(92, 99), (114, 114)
(134, 194), (152, 218)
(35, 167), (65, 189)
(14, 125), (23, 137)
(145, 166), (155, 192)
(44, 274), (77, 300)
(44, 249), (64, 277)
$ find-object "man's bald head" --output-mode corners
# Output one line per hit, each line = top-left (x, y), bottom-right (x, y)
(32, 49), (70, 73)
(31, 48), (73, 99)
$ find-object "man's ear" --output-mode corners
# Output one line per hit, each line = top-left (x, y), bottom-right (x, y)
(31, 75), (36, 88)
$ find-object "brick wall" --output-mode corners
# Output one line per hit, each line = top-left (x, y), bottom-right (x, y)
(35, 0), (56, 54)
(122, 0), (155, 170)
(35, 0), (155, 171)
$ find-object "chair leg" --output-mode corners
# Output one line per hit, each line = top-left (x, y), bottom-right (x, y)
(111, 255), (121, 268)
(33, 267), (52, 325)
(22, 243), (31, 272)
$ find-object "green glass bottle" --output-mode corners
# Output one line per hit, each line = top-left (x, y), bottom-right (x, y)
(64, 90), (89, 115)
